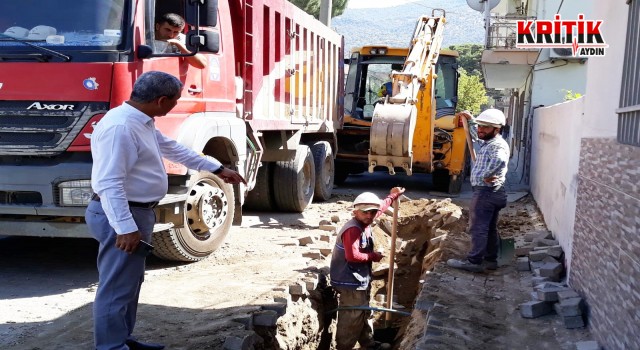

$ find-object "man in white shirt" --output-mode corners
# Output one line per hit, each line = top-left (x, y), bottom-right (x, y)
(86, 71), (245, 350)
(154, 13), (207, 69)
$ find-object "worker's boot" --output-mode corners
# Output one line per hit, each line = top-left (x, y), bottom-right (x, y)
(483, 260), (499, 270)
(446, 258), (484, 273)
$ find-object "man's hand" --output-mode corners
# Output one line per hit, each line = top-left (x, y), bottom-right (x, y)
(115, 231), (142, 254)
(216, 168), (247, 185)
(456, 110), (473, 121)
(371, 251), (384, 262)
(390, 187), (406, 196)
(166, 38), (188, 53)
(483, 175), (498, 185)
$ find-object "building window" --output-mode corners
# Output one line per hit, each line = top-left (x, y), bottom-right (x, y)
(617, 0), (640, 146)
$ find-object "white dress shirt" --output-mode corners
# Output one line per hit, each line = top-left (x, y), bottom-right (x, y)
(91, 102), (222, 235)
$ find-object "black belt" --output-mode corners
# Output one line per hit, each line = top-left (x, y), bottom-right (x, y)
(91, 193), (159, 209)
(472, 185), (504, 192)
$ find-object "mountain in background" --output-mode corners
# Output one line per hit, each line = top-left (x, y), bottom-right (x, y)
(332, 0), (484, 55)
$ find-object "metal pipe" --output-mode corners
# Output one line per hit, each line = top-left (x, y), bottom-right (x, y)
(326, 305), (412, 317)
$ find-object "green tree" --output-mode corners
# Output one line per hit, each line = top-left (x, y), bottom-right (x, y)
(289, 0), (349, 18)
(449, 44), (483, 77)
(457, 68), (488, 115)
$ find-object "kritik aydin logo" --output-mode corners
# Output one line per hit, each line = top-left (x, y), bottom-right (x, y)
(516, 14), (608, 57)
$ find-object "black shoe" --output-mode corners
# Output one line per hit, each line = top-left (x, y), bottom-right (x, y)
(126, 339), (165, 350)
(446, 258), (485, 273)
(484, 260), (498, 270)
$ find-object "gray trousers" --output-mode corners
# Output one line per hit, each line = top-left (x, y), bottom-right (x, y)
(85, 200), (155, 350)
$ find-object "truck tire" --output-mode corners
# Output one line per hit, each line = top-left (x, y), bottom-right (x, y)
(310, 141), (334, 201)
(432, 169), (463, 194)
(273, 145), (315, 212)
(244, 162), (276, 211)
(152, 171), (234, 262)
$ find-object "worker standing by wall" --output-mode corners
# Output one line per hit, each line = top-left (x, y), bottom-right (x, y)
(447, 109), (509, 272)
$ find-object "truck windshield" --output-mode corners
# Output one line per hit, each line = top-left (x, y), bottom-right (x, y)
(0, 0), (126, 48)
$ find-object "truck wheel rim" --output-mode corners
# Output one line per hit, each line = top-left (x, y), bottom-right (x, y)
(321, 156), (333, 187)
(186, 179), (228, 239)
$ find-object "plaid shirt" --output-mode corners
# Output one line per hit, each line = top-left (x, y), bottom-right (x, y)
(470, 130), (510, 188)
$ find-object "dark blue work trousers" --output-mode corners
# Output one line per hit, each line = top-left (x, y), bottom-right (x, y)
(85, 200), (155, 350)
(466, 186), (507, 264)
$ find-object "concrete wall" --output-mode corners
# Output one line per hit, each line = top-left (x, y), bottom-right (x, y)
(530, 98), (583, 272)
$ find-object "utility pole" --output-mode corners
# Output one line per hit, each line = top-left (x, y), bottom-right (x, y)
(320, 0), (333, 27)
(483, 0), (491, 47)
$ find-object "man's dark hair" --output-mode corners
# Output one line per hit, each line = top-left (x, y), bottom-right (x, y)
(130, 71), (183, 103)
(156, 13), (185, 28)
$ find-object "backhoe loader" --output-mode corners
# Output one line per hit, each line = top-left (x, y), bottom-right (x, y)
(337, 10), (468, 193)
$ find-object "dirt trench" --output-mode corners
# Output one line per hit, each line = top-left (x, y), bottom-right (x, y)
(239, 197), (466, 350)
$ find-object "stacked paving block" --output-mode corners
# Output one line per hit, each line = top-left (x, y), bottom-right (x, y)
(517, 230), (588, 329)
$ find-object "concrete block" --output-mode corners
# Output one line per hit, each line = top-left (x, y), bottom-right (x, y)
(302, 251), (322, 259)
(520, 300), (553, 318)
(536, 286), (570, 302)
(331, 215), (340, 223)
(530, 260), (545, 271)
(534, 238), (560, 247)
(557, 297), (584, 316)
(223, 332), (256, 350)
(305, 278), (318, 291)
(516, 257), (530, 271)
(253, 310), (279, 327)
(298, 236), (315, 246)
(319, 234), (332, 243)
(575, 341), (600, 350)
(531, 276), (551, 286)
(524, 230), (552, 242)
(319, 248), (332, 257)
(515, 246), (533, 257)
(262, 302), (287, 316)
(232, 315), (254, 330)
(542, 256), (559, 264)
(529, 250), (548, 261)
(557, 289), (580, 301)
(538, 262), (563, 277)
(319, 224), (337, 232)
(547, 245), (564, 258)
(289, 282), (307, 296)
(563, 315), (585, 329)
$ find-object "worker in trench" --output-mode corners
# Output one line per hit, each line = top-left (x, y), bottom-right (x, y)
(447, 109), (510, 273)
(330, 187), (404, 350)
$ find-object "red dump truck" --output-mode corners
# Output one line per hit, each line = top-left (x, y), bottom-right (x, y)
(0, 0), (343, 261)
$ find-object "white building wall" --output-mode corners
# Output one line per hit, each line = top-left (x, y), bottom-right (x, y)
(530, 98), (583, 273)
(581, 1), (627, 138)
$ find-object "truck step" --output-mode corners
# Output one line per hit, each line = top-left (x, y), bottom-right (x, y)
(153, 223), (175, 233)
(158, 193), (187, 206)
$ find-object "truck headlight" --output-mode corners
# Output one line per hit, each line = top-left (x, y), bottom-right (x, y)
(58, 180), (92, 206)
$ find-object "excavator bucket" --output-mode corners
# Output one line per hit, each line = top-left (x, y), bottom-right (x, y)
(368, 102), (417, 175)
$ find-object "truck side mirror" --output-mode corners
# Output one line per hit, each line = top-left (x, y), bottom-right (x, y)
(187, 30), (219, 53)
(185, 0), (219, 27)
(137, 45), (154, 59)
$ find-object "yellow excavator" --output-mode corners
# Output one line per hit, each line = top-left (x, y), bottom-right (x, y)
(337, 9), (468, 193)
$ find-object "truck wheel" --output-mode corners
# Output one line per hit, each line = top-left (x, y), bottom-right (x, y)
(311, 141), (334, 201)
(432, 169), (463, 194)
(152, 171), (234, 262)
(273, 145), (315, 212)
(244, 162), (276, 211)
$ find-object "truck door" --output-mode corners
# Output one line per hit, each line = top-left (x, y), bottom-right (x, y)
(142, 0), (204, 115)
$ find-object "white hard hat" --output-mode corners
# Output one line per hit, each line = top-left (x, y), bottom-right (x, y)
(476, 108), (506, 127)
(4, 26), (29, 39)
(353, 192), (381, 211)
(26, 25), (57, 41)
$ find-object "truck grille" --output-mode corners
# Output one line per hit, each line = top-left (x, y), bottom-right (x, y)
(0, 101), (109, 156)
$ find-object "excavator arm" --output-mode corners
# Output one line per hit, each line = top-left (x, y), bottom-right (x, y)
(368, 10), (447, 175)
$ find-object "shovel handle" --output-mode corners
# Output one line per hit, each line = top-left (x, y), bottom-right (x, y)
(385, 199), (399, 322)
